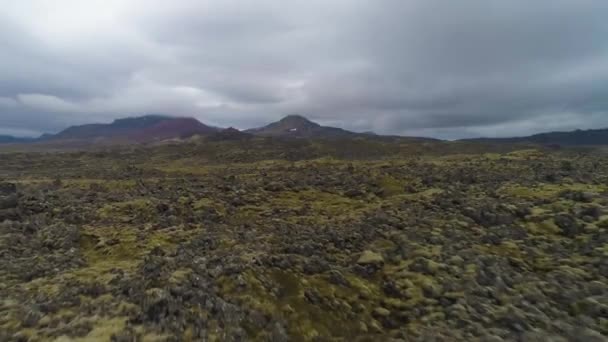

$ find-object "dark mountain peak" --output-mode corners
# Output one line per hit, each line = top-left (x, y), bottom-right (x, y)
(223, 127), (241, 133)
(246, 115), (355, 138)
(278, 114), (318, 125)
(280, 115), (322, 130)
(111, 115), (171, 127)
(207, 127), (253, 141)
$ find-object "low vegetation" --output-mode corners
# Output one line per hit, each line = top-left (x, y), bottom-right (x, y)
(0, 138), (607, 341)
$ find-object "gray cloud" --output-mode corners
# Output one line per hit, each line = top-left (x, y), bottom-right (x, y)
(1, 0), (608, 138)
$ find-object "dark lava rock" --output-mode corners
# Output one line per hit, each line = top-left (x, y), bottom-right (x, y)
(554, 214), (582, 237)
(559, 190), (597, 203)
(0, 208), (20, 221)
(327, 270), (350, 287)
(0, 182), (17, 195)
(0, 194), (18, 209)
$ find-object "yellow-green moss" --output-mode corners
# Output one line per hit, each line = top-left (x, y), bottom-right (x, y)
(97, 199), (156, 222)
(70, 317), (126, 342)
(526, 219), (561, 235)
(500, 183), (605, 200)
(377, 175), (405, 197)
(217, 270), (374, 340)
(504, 149), (543, 160)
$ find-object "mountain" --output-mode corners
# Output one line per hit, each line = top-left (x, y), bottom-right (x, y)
(246, 115), (356, 138)
(0, 135), (36, 144)
(48, 115), (219, 143)
(131, 117), (218, 142)
(8, 114), (607, 148)
(464, 127), (608, 146)
(207, 127), (253, 141)
(49, 115), (170, 141)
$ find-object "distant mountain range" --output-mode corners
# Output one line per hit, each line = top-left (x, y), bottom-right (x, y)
(462, 128), (608, 146)
(2, 114), (608, 146)
(0, 135), (37, 144)
(0, 114), (370, 146)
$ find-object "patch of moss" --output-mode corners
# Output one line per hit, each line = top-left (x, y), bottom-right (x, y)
(71, 317), (127, 342)
(97, 199), (156, 223)
(482, 153), (502, 160)
(218, 270), (373, 340)
(526, 219), (561, 235)
(154, 162), (210, 176)
(80, 226), (140, 262)
(596, 244), (608, 257)
(476, 240), (524, 259)
(193, 197), (226, 215)
(62, 179), (137, 191)
(238, 189), (375, 226)
(147, 228), (196, 251)
(531, 257), (555, 272)
(169, 269), (192, 283)
(377, 175), (405, 197)
(501, 183), (605, 200)
(369, 238), (396, 251)
(504, 149), (543, 160)
(409, 244), (442, 258)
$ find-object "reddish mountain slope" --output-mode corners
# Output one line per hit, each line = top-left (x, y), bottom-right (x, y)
(131, 118), (218, 142)
(42, 115), (220, 144)
(48, 115), (170, 141)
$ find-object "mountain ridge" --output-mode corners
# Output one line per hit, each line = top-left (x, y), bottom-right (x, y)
(3, 114), (608, 146)
(461, 127), (608, 146)
(0, 135), (37, 144)
(36, 115), (220, 145)
(48, 115), (173, 141)
(245, 114), (357, 138)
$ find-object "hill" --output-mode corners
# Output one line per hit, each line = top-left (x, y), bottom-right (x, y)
(464, 127), (608, 146)
(206, 127), (254, 141)
(48, 115), (170, 141)
(46, 115), (219, 144)
(0, 135), (36, 144)
(245, 115), (356, 138)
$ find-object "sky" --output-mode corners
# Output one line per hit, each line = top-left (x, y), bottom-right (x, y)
(1, 0), (608, 139)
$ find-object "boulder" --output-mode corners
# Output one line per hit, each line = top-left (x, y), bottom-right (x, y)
(372, 307), (391, 318)
(0, 194), (18, 210)
(357, 250), (384, 265)
(409, 257), (441, 275)
(0, 182), (16, 195)
(554, 214), (582, 237)
(0, 208), (19, 221)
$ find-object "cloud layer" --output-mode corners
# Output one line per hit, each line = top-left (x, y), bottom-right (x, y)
(2, 0), (608, 139)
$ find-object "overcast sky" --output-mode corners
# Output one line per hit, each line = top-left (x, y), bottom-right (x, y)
(1, 0), (608, 139)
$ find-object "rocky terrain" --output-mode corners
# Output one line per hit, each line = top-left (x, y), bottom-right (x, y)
(0, 138), (607, 341)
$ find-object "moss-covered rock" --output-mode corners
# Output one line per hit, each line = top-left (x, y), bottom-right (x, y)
(357, 250), (384, 265)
